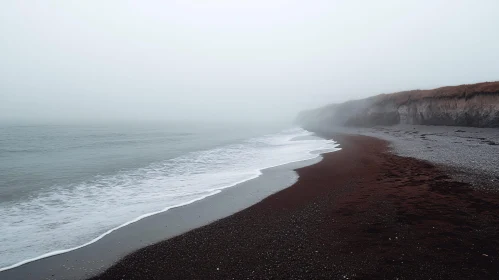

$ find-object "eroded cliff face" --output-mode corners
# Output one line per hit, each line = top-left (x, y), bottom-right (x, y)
(398, 94), (499, 127)
(297, 82), (499, 129)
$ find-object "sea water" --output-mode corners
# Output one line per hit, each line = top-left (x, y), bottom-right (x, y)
(0, 122), (338, 270)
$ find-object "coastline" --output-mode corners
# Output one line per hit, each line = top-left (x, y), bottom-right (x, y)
(90, 131), (499, 279)
(0, 136), (337, 280)
(3, 127), (499, 279)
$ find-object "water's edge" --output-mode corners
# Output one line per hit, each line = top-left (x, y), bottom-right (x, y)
(1, 134), (339, 280)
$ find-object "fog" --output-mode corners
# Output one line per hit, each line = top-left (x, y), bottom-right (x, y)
(1, 1), (499, 124)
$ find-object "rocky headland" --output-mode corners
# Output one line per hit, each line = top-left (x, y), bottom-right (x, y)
(297, 81), (499, 129)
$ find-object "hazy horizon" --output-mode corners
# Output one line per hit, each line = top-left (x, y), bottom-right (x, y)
(2, 1), (499, 124)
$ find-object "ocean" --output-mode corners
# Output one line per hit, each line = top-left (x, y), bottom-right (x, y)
(0, 122), (338, 270)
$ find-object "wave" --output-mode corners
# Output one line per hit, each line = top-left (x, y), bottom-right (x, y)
(0, 128), (339, 271)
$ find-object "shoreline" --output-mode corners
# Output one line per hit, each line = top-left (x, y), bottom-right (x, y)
(91, 132), (499, 279)
(3, 128), (499, 279)
(0, 135), (338, 280)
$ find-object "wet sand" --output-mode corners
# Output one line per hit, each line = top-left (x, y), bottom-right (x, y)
(0, 158), (319, 280)
(90, 133), (499, 279)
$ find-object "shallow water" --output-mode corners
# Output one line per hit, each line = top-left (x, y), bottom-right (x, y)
(0, 122), (338, 270)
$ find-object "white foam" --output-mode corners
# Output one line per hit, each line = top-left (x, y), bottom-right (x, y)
(0, 128), (339, 271)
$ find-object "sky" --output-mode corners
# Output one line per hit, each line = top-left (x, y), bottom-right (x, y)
(1, 0), (499, 124)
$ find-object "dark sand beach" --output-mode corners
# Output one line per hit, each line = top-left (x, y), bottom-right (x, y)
(90, 132), (499, 280)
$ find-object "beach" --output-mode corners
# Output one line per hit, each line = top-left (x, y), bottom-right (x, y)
(2, 2), (498, 279)
(89, 129), (499, 279)
(2, 126), (499, 279)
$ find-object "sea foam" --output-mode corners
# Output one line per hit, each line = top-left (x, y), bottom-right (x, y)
(0, 128), (339, 271)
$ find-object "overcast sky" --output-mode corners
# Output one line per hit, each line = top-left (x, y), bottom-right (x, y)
(1, 1), (499, 123)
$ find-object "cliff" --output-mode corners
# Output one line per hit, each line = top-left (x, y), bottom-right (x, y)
(297, 81), (499, 129)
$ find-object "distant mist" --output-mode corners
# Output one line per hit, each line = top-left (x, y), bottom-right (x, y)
(1, 1), (499, 124)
